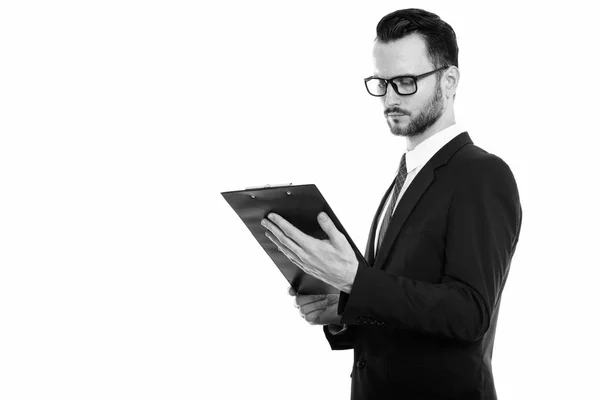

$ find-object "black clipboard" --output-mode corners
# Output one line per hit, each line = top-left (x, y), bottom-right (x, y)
(221, 184), (366, 294)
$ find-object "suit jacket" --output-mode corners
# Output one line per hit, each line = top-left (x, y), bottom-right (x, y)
(323, 132), (522, 400)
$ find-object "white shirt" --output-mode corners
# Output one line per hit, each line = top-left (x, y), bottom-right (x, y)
(329, 123), (465, 336)
(374, 123), (465, 258)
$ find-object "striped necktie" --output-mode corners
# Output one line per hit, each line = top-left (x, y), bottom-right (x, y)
(377, 153), (408, 252)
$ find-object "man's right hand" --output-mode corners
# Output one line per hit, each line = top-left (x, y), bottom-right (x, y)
(288, 286), (343, 326)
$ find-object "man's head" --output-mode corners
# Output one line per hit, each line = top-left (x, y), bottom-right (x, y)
(368, 9), (460, 140)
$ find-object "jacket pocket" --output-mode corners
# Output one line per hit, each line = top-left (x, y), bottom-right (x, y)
(386, 363), (472, 398)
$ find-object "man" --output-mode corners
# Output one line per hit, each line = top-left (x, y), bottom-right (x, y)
(261, 8), (522, 400)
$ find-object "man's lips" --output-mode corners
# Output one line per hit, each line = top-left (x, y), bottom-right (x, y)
(385, 109), (408, 117)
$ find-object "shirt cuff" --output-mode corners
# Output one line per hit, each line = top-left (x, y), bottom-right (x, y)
(327, 324), (348, 336)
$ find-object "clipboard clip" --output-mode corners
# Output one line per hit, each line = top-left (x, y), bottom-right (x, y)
(245, 183), (293, 190)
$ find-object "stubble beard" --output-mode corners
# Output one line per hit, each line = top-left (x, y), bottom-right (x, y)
(387, 80), (444, 138)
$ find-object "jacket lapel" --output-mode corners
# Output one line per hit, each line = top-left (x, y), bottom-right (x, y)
(371, 132), (474, 270)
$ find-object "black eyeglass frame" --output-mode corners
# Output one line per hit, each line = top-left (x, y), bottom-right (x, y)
(364, 65), (450, 97)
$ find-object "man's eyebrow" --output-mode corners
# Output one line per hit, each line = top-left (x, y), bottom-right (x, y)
(372, 73), (411, 79)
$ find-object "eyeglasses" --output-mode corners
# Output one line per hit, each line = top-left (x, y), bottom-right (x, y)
(364, 66), (449, 97)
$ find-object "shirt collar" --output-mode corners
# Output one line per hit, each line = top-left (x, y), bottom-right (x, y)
(403, 123), (465, 173)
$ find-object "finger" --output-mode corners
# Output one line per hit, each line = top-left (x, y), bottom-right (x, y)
(296, 294), (327, 306)
(309, 313), (323, 325)
(302, 306), (327, 323)
(265, 231), (304, 266)
(301, 302), (327, 316)
(297, 295), (328, 308)
(265, 213), (312, 253)
(264, 229), (287, 251)
(288, 286), (297, 296)
(304, 312), (322, 324)
(316, 212), (343, 245)
(300, 305), (325, 317)
(270, 236), (310, 274)
(288, 256), (309, 273)
(264, 227), (305, 263)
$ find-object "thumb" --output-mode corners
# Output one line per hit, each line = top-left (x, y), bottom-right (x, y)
(317, 212), (339, 241)
(288, 286), (297, 296)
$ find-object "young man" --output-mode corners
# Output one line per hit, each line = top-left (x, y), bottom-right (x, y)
(262, 8), (522, 400)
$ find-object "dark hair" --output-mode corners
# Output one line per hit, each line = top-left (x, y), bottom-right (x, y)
(376, 8), (459, 70)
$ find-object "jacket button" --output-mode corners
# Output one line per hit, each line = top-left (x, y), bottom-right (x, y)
(356, 360), (365, 369)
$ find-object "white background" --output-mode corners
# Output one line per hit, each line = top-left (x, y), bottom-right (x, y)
(1, 1), (598, 399)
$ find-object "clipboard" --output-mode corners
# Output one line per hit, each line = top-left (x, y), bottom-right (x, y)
(221, 183), (366, 295)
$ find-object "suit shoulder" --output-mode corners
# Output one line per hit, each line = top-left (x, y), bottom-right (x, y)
(451, 144), (517, 187)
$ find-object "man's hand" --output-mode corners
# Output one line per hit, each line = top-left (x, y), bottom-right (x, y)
(261, 212), (359, 293)
(288, 286), (342, 326)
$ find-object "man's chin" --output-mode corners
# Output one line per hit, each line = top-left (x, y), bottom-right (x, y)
(390, 125), (423, 138)
(390, 128), (407, 137)
(388, 121), (408, 136)
(388, 123), (411, 137)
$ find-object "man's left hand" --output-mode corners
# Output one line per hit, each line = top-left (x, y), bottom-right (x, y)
(261, 212), (358, 293)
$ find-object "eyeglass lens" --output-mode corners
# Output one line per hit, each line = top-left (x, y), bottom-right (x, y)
(366, 77), (416, 96)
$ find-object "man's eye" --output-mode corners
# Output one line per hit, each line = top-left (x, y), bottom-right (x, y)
(395, 78), (413, 86)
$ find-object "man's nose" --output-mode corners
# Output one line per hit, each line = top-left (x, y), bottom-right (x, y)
(383, 83), (402, 107)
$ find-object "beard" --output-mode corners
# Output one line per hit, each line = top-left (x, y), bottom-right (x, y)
(385, 79), (444, 138)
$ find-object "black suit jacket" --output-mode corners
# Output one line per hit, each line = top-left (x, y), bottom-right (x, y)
(323, 132), (522, 400)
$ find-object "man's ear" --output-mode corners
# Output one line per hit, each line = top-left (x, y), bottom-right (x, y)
(444, 66), (460, 99)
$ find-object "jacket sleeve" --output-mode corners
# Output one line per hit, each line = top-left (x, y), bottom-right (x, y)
(323, 323), (356, 350)
(339, 157), (522, 343)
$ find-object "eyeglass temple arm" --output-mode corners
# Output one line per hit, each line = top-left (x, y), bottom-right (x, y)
(415, 65), (450, 79)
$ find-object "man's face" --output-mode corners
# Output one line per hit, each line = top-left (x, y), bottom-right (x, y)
(372, 34), (445, 138)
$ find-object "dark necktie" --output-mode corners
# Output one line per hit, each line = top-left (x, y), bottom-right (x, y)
(377, 153), (408, 252)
